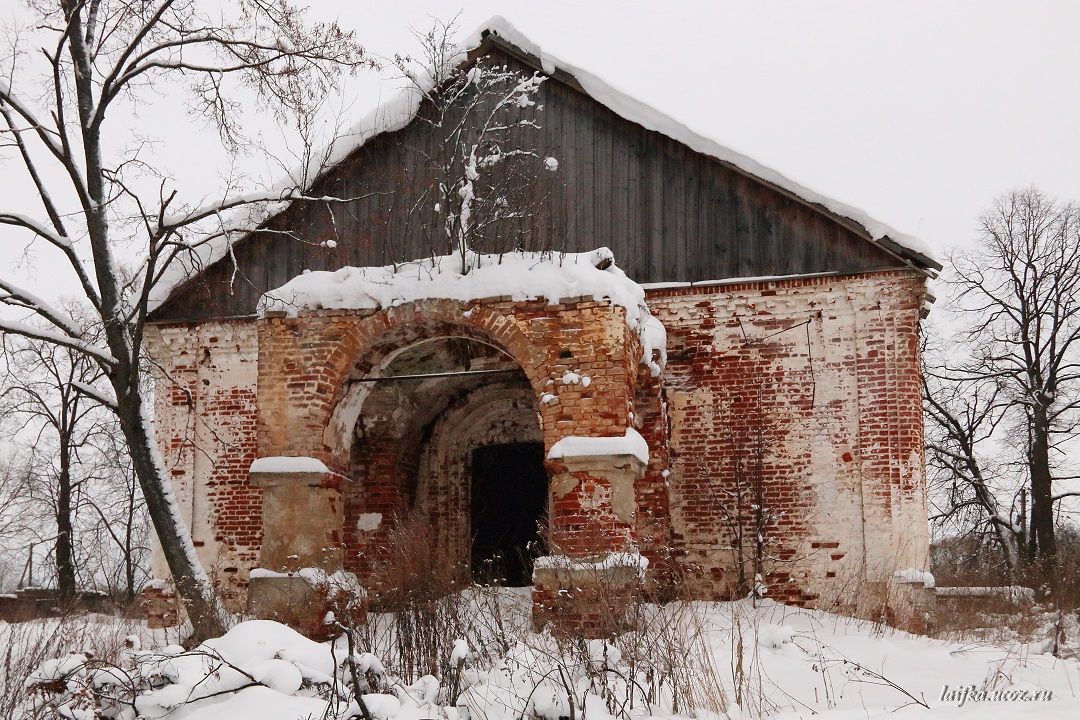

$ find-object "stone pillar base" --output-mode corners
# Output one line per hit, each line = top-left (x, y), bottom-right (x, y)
(889, 578), (936, 634)
(531, 553), (646, 636)
(138, 582), (179, 629)
(851, 577), (936, 634)
(248, 573), (367, 641)
(248, 457), (359, 639)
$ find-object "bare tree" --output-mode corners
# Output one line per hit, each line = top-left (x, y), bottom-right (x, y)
(79, 424), (150, 602)
(947, 188), (1080, 574)
(0, 455), (37, 588)
(921, 337), (1022, 574)
(387, 19), (559, 269)
(0, 330), (105, 599)
(0, 0), (371, 640)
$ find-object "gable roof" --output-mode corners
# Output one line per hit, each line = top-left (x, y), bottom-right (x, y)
(148, 16), (940, 316)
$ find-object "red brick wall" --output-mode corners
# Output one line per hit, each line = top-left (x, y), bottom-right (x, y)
(645, 269), (929, 606)
(631, 366), (677, 593)
(147, 270), (930, 615)
(146, 321), (261, 610)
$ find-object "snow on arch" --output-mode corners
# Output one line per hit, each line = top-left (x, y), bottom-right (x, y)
(258, 247), (667, 380)
(148, 15), (938, 315)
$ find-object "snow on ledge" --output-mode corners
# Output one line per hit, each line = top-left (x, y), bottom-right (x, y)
(249, 567), (365, 596)
(547, 427), (649, 465)
(249, 456), (330, 475)
(534, 552), (649, 578)
(934, 585), (1034, 602)
(892, 568), (935, 588)
(258, 248), (666, 372)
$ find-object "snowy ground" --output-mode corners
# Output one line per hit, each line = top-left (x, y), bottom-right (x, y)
(8, 595), (1079, 720)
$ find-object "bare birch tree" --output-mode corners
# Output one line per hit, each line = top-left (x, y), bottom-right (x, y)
(945, 188), (1080, 575)
(0, 0), (371, 640)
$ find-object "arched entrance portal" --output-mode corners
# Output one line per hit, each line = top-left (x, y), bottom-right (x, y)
(251, 298), (651, 634)
(342, 335), (547, 586)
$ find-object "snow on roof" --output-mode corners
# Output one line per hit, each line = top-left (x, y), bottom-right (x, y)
(149, 16), (937, 314)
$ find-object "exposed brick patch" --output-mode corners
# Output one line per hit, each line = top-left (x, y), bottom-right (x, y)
(137, 584), (179, 629)
(145, 321), (261, 612)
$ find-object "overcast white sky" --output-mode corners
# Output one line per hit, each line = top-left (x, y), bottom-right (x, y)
(1, 0), (1079, 302)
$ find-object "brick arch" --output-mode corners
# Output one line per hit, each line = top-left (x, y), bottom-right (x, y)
(338, 300), (540, 388)
(318, 299), (546, 466)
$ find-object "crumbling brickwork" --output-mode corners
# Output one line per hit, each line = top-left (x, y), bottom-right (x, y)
(145, 269), (930, 625)
(645, 269), (928, 607)
(145, 321), (261, 611)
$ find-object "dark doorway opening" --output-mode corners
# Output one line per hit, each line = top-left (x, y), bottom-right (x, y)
(470, 442), (547, 586)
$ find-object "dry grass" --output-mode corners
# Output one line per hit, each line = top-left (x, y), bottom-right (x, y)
(356, 510), (472, 685)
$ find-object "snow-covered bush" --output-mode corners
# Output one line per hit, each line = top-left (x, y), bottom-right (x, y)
(0, 613), (153, 720)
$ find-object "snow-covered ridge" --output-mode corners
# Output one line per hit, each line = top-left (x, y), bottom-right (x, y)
(148, 16), (935, 315)
(258, 248), (666, 371)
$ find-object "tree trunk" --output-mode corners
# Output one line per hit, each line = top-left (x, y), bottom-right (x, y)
(1028, 406), (1056, 575)
(966, 461), (1018, 576)
(55, 439), (77, 600)
(125, 480), (137, 603)
(116, 390), (225, 642)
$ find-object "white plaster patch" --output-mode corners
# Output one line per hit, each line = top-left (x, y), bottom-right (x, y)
(356, 513), (383, 532)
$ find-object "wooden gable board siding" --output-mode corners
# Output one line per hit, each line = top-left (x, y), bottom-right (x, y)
(611, 110), (628, 269)
(150, 45), (911, 323)
(593, 97), (612, 256)
(577, 88), (595, 255)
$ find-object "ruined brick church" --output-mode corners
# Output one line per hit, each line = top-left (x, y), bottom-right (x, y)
(144, 20), (939, 631)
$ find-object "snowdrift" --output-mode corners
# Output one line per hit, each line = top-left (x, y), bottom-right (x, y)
(17, 597), (1079, 720)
